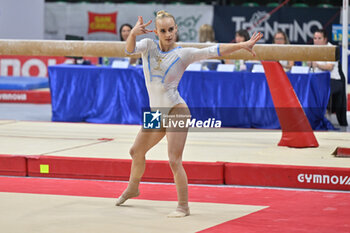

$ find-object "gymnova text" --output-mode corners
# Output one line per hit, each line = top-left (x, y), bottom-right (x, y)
(163, 118), (222, 128)
(297, 174), (350, 185)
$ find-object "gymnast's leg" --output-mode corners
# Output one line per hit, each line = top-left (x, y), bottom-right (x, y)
(116, 128), (165, 206)
(165, 104), (191, 217)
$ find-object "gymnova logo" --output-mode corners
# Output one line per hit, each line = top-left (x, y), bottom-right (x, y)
(297, 174), (350, 185)
(0, 93), (27, 100)
(143, 110), (222, 129)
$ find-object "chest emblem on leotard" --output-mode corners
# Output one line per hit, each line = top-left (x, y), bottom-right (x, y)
(147, 49), (181, 83)
(154, 56), (163, 71)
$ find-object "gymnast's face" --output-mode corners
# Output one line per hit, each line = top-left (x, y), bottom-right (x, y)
(313, 32), (327, 45)
(155, 17), (178, 46)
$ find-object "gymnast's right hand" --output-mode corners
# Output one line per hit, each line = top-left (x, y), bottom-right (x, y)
(242, 32), (263, 56)
(131, 16), (153, 36)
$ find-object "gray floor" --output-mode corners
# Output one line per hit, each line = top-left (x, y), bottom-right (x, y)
(0, 103), (349, 131)
(326, 113), (350, 132)
(0, 103), (52, 122)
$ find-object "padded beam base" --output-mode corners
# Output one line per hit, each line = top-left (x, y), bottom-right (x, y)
(27, 156), (224, 185)
(0, 155), (27, 176)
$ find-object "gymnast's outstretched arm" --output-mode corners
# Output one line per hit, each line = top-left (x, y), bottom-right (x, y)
(180, 32), (263, 65)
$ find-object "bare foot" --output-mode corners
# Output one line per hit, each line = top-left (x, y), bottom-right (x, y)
(115, 190), (140, 206)
(167, 206), (190, 218)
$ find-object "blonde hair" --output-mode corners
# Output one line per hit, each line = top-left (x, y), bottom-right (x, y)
(199, 24), (215, 43)
(155, 10), (176, 27)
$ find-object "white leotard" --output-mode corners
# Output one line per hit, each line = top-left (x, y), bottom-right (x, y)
(126, 39), (220, 111)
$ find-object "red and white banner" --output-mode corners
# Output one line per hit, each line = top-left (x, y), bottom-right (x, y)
(88, 12), (118, 35)
(0, 56), (98, 77)
(0, 90), (51, 104)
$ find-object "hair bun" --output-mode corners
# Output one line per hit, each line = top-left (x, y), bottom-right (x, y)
(155, 10), (176, 25)
(156, 10), (167, 17)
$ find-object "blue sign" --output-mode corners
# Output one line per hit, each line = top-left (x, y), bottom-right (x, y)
(332, 24), (350, 42)
(213, 6), (340, 44)
(143, 110), (161, 129)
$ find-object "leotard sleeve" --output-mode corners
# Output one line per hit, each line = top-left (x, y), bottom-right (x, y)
(125, 38), (151, 55)
(179, 44), (221, 65)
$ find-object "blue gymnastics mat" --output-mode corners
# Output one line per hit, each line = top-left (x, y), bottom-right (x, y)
(0, 77), (49, 90)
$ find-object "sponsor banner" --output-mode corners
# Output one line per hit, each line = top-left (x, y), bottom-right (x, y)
(213, 6), (340, 44)
(0, 56), (98, 77)
(0, 92), (27, 101)
(0, 90), (51, 104)
(297, 173), (350, 186)
(225, 163), (350, 191)
(332, 24), (350, 42)
(44, 3), (213, 42)
(88, 12), (118, 35)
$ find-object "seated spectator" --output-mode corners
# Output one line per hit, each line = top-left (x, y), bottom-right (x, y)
(273, 29), (294, 71)
(199, 24), (216, 43)
(310, 29), (348, 126)
(119, 23), (138, 65)
(235, 29), (250, 43)
(120, 23), (132, 42)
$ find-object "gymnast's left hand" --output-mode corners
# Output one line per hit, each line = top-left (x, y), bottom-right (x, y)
(130, 16), (153, 37)
(242, 32), (263, 56)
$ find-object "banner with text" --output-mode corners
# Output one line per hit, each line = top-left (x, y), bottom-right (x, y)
(213, 6), (340, 44)
(45, 3), (213, 42)
(0, 56), (98, 77)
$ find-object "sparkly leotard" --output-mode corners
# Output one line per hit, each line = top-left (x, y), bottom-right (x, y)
(127, 39), (220, 112)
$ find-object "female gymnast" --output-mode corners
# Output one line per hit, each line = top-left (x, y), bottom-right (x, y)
(116, 10), (263, 217)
